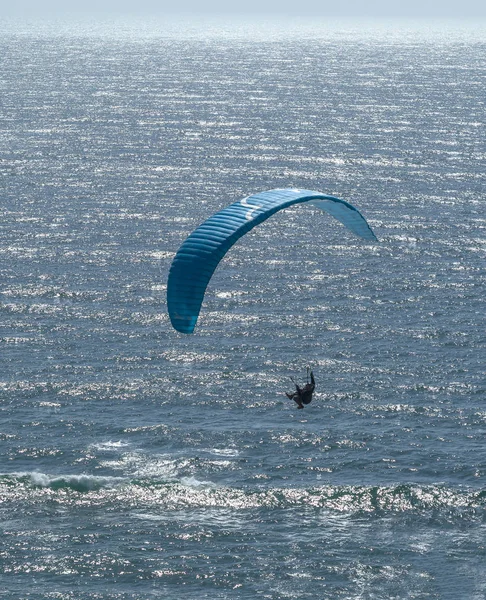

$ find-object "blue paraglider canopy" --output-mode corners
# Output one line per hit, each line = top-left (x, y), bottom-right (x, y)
(167, 188), (377, 334)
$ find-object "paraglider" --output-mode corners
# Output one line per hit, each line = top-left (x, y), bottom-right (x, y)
(167, 188), (377, 334)
(286, 368), (316, 409)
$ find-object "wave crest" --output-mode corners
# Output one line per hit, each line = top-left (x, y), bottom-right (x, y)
(1, 473), (484, 514)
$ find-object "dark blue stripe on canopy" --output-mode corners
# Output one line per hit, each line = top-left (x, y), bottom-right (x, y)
(167, 188), (377, 334)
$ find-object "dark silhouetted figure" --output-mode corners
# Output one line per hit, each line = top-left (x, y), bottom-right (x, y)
(286, 369), (315, 409)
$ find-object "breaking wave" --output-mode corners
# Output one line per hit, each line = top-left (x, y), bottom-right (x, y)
(1, 472), (126, 493)
(1, 473), (484, 514)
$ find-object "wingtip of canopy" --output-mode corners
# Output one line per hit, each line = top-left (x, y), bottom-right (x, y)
(169, 314), (197, 334)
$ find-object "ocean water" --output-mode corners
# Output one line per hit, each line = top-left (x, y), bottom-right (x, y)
(0, 16), (485, 599)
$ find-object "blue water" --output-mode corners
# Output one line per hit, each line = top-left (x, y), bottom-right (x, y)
(1, 16), (485, 599)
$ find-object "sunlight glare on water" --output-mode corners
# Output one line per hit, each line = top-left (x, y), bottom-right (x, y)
(0, 14), (485, 600)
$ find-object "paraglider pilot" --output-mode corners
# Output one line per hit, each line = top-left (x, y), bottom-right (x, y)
(286, 368), (315, 409)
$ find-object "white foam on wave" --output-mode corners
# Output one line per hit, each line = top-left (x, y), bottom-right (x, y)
(180, 475), (217, 489)
(91, 440), (131, 451)
(206, 448), (240, 457)
(29, 471), (126, 491)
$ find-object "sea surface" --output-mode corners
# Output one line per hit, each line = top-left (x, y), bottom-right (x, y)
(0, 16), (485, 600)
